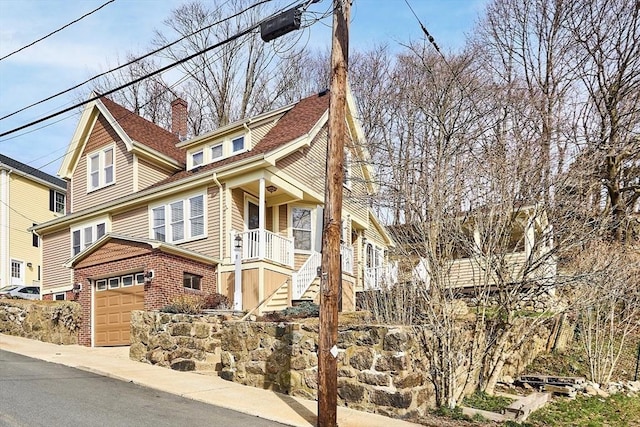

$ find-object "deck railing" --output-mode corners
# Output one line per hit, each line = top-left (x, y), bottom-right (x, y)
(236, 229), (294, 267)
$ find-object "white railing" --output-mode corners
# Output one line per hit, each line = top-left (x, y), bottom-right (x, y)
(364, 263), (397, 290)
(341, 243), (353, 274)
(236, 229), (294, 267)
(292, 251), (321, 299)
(265, 231), (294, 267)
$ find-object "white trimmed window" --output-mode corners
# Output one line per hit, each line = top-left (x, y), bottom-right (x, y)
(54, 293), (65, 301)
(71, 221), (107, 255)
(343, 150), (352, 189)
(210, 143), (223, 161)
(232, 136), (245, 153)
(191, 150), (203, 168)
(151, 194), (206, 243)
(291, 207), (312, 251)
(88, 146), (115, 191)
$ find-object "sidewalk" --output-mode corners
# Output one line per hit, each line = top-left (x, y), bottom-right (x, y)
(0, 334), (421, 427)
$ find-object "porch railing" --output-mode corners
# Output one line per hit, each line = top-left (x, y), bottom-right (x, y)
(364, 263), (397, 290)
(292, 251), (321, 299)
(237, 229), (294, 267)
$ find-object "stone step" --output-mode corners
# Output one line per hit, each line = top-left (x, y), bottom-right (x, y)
(504, 392), (552, 421)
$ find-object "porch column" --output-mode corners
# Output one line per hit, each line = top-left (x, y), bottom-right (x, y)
(259, 178), (266, 259)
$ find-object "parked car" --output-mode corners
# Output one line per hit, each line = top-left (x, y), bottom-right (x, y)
(0, 285), (40, 300)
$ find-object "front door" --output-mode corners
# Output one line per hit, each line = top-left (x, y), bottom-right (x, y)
(10, 259), (24, 285)
(245, 199), (260, 258)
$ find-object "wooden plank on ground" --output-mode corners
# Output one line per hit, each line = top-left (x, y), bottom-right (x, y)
(505, 392), (552, 421)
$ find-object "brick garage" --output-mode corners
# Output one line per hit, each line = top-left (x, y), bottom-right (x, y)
(67, 235), (217, 346)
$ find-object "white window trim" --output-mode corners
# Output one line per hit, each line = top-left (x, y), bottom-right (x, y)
(210, 143), (224, 162)
(186, 133), (248, 171)
(53, 292), (66, 301)
(190, 150), (204, 168)
(71, 219), (108, 256)
(343, 150), (352, 190)
(87, 145), (116, 192)
(289, 205), (315, 254)
(53, 190), (66, 214)
(149, 192), (207, 244)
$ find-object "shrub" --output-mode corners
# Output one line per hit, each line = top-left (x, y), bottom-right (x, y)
(160, 294), (204, 315)
(202, 293), (231, 310)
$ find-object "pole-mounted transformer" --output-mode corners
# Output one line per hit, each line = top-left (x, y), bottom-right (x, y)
(260, 7), (302, 42)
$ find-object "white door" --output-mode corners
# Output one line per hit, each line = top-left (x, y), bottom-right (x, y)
(10, 259), (24, 285)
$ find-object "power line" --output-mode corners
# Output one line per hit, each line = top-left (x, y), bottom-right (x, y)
(0, 0), (116, 62)
(0, 0), (275, 122)
(0, 0), (318, 139)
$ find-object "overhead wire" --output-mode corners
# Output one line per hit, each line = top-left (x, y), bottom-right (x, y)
(0, 0), (275, 122)
(1, 0), (322, 172)
(0, 0), (116, 62)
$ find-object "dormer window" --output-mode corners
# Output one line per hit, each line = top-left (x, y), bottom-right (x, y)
(185, 134), (247, 171)
(211, 143), (223, 160)
(191, 150), (203, 168)
(232, 136), (245, 152)
(88, 146), (115, 191)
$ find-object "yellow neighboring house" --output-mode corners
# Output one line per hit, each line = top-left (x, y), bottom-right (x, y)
(0, 154), (66, 292)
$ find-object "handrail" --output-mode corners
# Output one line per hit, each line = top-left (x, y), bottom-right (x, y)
(292, 251), (321, 299)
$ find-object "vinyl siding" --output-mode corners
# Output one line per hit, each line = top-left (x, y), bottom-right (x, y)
(231, 188), (244, 232)
(42, 229), (72, 291)
(137, 157), (174, 191)
(250, 120), (278, 149)
(72, 115), (134, 212)
(342, 145), (369, 226)
(112, 206), (147, 239)
(8, 175), (60, 286)
(275, 127), (327, 197)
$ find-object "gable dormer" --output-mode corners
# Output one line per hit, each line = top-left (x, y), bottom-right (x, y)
(58, 96), (186, 213)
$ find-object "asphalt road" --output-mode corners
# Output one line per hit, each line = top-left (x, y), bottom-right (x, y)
(0, 350), (288, 427)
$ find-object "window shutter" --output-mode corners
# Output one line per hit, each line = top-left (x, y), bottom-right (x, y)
(49, 189), (54, 211)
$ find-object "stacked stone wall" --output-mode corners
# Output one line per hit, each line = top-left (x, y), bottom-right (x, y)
(130, 312), (563, 419)
(0, 300), (80, 344)
(129, 310), (226, 372)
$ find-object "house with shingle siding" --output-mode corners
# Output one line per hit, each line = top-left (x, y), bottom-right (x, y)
(32, 90), (394, 347)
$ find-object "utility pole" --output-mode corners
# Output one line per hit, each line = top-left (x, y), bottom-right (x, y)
(318, 0), (349, 426)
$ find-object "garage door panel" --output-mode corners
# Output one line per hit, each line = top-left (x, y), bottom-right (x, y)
(95, 285), (144, 346)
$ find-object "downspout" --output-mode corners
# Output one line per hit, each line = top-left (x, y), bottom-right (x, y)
(212, 172), (224, 292)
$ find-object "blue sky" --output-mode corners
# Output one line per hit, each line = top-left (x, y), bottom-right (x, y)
(0, 0), (487, 176)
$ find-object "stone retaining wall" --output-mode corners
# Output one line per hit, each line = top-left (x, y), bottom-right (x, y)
(129, 310), (227, 372)
(130, 312), (564, 419)
(0, 300), (80, 344)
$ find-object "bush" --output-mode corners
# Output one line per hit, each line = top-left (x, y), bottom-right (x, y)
(202, 293), (231, 310)
(260, 301), (320, 322)
(160, 294), (204, 314)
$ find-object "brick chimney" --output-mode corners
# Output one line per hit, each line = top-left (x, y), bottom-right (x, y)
(171, 98), (188, 140)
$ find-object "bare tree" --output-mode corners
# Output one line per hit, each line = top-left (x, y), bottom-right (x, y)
(572, 241), (640, 384)
(566, 0), (640, 242)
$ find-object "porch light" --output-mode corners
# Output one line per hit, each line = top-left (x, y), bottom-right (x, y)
(234, 234), (242, 250)
(266, 185), (277, 193)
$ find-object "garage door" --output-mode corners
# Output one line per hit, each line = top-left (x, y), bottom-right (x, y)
(94, 274), (145, 346)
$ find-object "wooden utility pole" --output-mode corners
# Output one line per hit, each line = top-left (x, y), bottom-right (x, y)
(318, 0), (349, 426)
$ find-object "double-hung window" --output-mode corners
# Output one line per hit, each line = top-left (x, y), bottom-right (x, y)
(151, 194), (205, 243)
(291, 207), (312, 251)
(49, 190), (66, 214)
(88, 146), (115, 191)
(71, 222), (107, 255)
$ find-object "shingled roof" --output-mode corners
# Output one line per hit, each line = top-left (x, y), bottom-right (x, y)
(146, 91), (330, 188)
(0, 153), (66, 189)
(100, 97), (185, 164)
